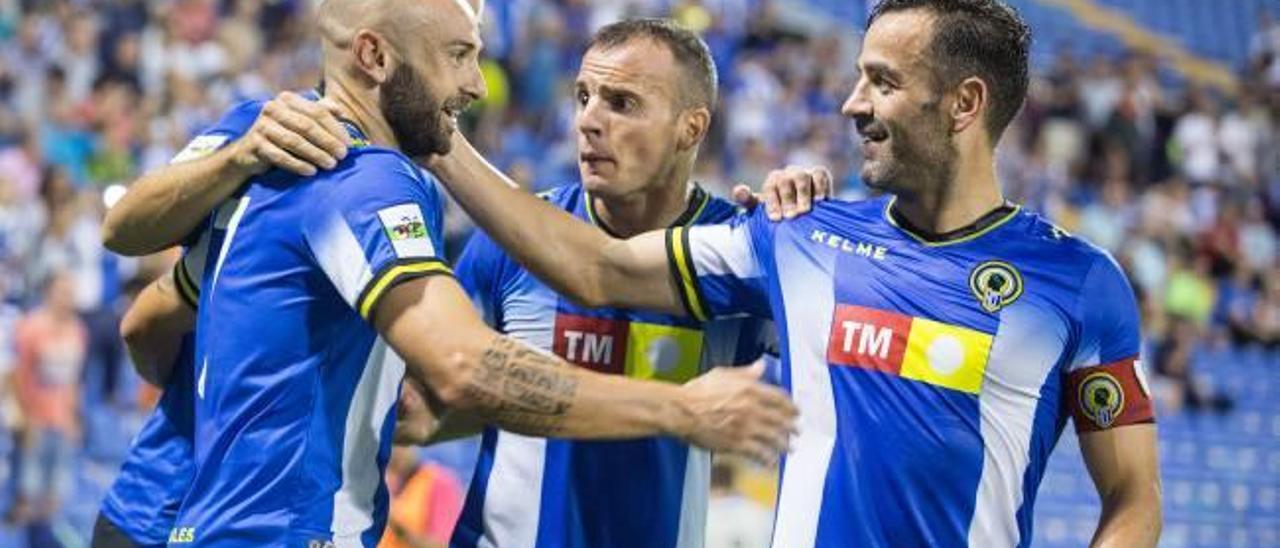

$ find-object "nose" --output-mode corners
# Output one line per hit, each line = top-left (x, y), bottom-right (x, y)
(576, 96), (604, 139)
(462, 61), (487, 102)
(841, 77), (872, 120)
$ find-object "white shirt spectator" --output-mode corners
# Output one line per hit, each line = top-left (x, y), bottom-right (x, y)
(706, 493), (774, 548)
(1172, 110), (1221, 184)
(1219, 108), (1263, 183)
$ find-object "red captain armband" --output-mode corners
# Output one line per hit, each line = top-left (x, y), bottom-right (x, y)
(1067, 356), (1155, 433)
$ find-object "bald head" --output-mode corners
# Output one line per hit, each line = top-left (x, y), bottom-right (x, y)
(315, 0), (486, 158)
(318, 0), (482, 49)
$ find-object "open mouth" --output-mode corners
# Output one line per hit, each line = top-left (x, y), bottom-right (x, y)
(441, 107), (460, 129)
(856, 118), (889, 144)
(859, 127), (889, 144)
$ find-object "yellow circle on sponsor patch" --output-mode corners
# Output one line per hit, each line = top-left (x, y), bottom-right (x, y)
(1078, 372), (1125, 428)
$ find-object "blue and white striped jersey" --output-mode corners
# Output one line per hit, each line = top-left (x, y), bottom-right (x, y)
(451, 184), (774, 548)
(666, 196), (1155, 547)
(99, 98), (265, 546)
(170, 118), (451, 547)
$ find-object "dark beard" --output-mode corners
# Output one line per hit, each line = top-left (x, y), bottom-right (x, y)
(380, 63), (451, 157)
(863, 109), (956, 195)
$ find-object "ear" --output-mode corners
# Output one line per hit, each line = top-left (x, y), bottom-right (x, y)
(352, 29), (393, 84)
(950, 76), (987, 135)
(676, 106), (712, 152)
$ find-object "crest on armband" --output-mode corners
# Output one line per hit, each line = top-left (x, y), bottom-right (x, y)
(1078, 372), (1126, 429)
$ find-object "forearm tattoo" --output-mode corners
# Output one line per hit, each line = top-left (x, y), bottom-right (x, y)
(464, 336), (579, 435)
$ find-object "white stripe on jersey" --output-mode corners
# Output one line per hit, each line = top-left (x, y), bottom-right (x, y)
(689, 223), (762, 278)
(771, 241), (839, 548)
(675, 448), (710, 548)
(480, 433), (547, 547)
(211, 196), (251, 292)
(967, 305), (1068, 547)
(332, 340), (406, 543)
(314, 215), (375, 308)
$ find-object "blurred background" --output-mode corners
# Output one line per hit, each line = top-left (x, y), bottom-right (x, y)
(0, 0), (1275, 546)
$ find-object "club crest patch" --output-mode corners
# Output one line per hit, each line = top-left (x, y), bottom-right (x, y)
(969, 260), (1023, 313)
(1078, 372), (1125, 429)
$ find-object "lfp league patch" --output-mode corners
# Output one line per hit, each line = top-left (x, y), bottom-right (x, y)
(171, 135), (230, 164)
(377, 203), (435, 259)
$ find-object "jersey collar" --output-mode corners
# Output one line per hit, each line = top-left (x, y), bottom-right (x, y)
(884, 196), (1020, 247)
(584, 183), (711, 238)
(337, 118), (371, 148)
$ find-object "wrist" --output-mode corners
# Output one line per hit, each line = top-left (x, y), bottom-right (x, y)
(663, 384), (697, 442)
(218, 139), (263, 181)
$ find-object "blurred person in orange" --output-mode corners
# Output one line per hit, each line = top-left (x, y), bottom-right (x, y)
(380, 447), (464, 548)
(9, 270), (85, 524)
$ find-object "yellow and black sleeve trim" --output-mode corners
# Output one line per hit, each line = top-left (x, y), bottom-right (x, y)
(173, 260), (200, 310)
(356, 258), (454, 322)
(665, 226), (709, 322)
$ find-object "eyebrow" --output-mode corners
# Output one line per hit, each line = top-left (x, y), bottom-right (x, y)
(861, 61), (904, 83)
(446, 39), (481, 52)
(578, 81), (645, 99)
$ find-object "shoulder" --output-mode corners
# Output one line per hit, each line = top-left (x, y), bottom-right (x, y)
(326, 147), (433, 197)
(209, 98), (268, 136)
(812, 195), (893, 224)
(1016, 209), (1119, 274)
(696, 191), (741, 224)
(537, 183), (585, 211)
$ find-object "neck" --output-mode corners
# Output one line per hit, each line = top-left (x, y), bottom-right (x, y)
(322, 74), (398, 149)
(592, 164), (697, 238)
(892, 146), (1004, 233)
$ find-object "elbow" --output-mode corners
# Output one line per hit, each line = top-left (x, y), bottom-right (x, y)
(119, 306), (146, 352)
(419, 349), (482, 412)
(559, 263), (615, 309)
(562, 285), (610, 310)
(100, 217), (126, 254)
(120, 310), (163, 386)
(101, 213), (148, 256)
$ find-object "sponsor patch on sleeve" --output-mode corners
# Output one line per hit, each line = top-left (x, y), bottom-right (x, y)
(170, 135), (230, 164)
(377, 203), (436, 259)
(1067, 356), (1155, 432)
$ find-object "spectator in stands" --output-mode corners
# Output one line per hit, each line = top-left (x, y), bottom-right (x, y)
(1252, 271), (1280, 348)
(8, 271), (84, 527)
(705, 460), (772, 548)
(1171, 89), (1222, 186)
(1250, 10), (1280, 88)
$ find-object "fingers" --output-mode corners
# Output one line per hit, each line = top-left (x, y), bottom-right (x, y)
(775, 171), (798, 219)
(762, 178), (784, 220)
(737, 438), (783, 467)
(260, 104), (342, 171)
(793, 169), (815, 217)
(393, 420), (431, 446)
(813, 166), (833, 201)
(253, 133), (319, 177)
(279, 91), (349, 159)
(730, 184), (759, 209)
(726, 360), (765, 380)
(316, 97), (347, 119)
(757, 165), (836, 221)
(753, 383), (799, 416)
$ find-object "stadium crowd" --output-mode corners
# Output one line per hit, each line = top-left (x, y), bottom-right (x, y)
(0, 0), (1274, 545)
